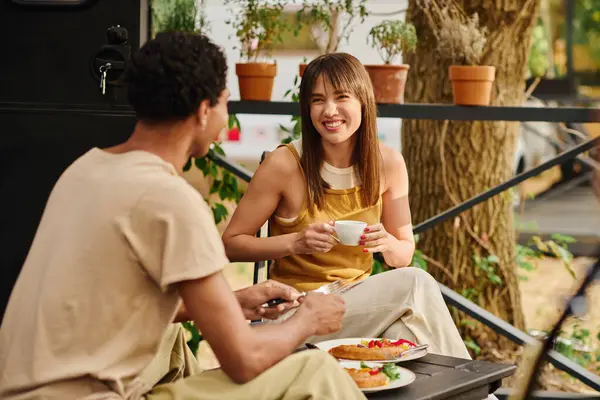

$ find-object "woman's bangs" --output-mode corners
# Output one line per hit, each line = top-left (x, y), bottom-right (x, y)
(314, 58), (361, 98)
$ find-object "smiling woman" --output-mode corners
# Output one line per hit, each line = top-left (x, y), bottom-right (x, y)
(222, 52), (413, 287)
(300, 54), (380, 212)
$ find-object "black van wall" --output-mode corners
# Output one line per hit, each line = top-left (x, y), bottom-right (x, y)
(0, 0), (141, 319)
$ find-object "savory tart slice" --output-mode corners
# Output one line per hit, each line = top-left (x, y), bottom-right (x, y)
(329, 338), (416, 361)
(344, 362), (403, 389)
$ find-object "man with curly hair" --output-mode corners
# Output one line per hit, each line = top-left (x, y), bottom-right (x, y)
(0, 32), (365, 400)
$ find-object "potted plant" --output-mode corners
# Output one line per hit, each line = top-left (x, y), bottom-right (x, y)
(226, 0), (289, 101)
(364, 20), (417, 104)
(421, 0), (495, 106)
(296, 0), (369, 76)
(151, 0), (210, 35)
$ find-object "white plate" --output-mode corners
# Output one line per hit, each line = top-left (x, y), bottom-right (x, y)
(315, 337), (428, 362)
(339, 360), (416, 393)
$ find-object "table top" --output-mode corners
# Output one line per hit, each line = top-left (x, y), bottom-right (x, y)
(364, 353), (516, 400)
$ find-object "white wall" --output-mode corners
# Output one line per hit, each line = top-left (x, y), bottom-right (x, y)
(201, 0), (409, 162)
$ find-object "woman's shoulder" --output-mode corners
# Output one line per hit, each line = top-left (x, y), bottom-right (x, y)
(259, 143), (301, 176)
(378, 142), (407, 171)
(378, 142), (408, 192)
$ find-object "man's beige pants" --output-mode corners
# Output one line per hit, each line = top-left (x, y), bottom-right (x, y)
(138, 324), (366, 400)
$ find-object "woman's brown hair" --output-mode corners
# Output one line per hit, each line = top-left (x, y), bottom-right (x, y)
(299, 52), (381, 211)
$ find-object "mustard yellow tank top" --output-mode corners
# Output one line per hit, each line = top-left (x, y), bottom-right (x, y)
(269, 143), (382, 292)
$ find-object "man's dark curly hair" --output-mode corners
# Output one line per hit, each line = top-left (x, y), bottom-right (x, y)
(125, 31), (228, 121)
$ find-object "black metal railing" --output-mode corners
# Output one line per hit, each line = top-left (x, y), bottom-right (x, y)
(208, 100), (600, 393)
(1, 100), (598, 123)
(228, 101), (599, 122)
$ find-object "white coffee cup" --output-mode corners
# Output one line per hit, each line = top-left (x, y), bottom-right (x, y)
(334, 220), (368, 246)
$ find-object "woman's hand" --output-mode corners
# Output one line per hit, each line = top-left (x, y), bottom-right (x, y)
(235, 280), (303, 320)
(360, 223), (393, 253)
(291, 221), (338, 255)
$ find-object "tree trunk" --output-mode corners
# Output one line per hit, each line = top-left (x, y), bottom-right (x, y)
(403, 0), (540, 360)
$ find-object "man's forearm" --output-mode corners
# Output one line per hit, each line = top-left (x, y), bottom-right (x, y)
(243, 312), (314, 376)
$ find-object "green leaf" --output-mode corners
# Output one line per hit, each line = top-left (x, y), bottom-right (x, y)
(489, 275), (503, 285)
(183, 157), (192, 172)
(382, 363), (401, 381)
(360, 361), (370, 369)
(547, 241), (576, 278)
(464, 338), (481, 355)
(574, 328), (590, 339)
(293, 118), (302, 136)
(218, 186), (229, 201)
(209, 180), (221, 195)
(487, 254), (500, 264)
(410, 250), (427, 271)
(211, 203), (228, 225)
(459, 319), (477, 328)
(461, 288), (478, 302)
(519, 261), (536, 271)
(195, 157), (208, 173)
(212, 143), (226, 156)
(230, 175), (239, 192)
(550, 233), (576, 244)
(181, 321), (203, 357)
(209, 163), (219, 178)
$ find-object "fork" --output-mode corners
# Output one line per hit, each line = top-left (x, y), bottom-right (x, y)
(265, 278), (362, 307)
(380, 343), (430, 361)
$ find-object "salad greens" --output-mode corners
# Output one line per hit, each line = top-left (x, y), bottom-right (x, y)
(359, 362), (402, 381)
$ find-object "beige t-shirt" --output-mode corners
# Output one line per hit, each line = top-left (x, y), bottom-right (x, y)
(0, 149), (228, 399)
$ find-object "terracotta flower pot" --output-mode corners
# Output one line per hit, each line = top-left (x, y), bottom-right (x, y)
(236, 63), (277, 101)
(299, 63), (307, 78)
(449, 65), (496, 106)
(365, 64), (410, 104)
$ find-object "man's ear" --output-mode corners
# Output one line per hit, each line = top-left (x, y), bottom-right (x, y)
(196, 99), (210, 129)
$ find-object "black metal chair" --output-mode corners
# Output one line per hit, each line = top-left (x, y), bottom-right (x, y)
(253, 151), (271, 285)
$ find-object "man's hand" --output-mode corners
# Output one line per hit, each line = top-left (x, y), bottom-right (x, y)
(235, 280), (303, 320)
(294, 292), (345, 336)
